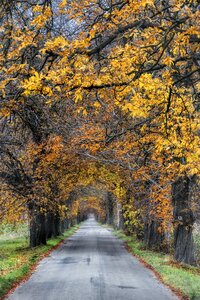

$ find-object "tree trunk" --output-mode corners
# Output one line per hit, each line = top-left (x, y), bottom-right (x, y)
(106, 192), (114, 225)
(46, 213), (54, 239)
(172, 176), (196, 265)
(63, 218), (69, 230)
(144, 219), (165, 250)
(53, 214), (61, 237)
(116, 203), (124, 229)
(29, 206), (46, 247)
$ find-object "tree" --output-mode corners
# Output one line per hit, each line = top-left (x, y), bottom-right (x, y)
(0, 0), (199, 263)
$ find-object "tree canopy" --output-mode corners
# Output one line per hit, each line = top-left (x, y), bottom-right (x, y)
(0, 0), (199, 264)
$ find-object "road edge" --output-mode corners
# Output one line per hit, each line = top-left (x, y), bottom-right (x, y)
(111, 228), (189, 300)
(1, 224), (80, 300)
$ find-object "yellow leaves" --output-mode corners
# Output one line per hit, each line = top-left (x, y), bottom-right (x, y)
(161, 70), (173, 86)
(188, 167), (199, 176)
(72, 73), (83, 86)
(74, 89), (83, 103)
(82, 109), (87, 116)
(184, 26), (200, 37)
(6, 64), (27, 75)
(21, 71), (43, 96)
(73, 58), (88, 71)
(21, 71), (53, 97)
(72, 37), (90, 50)
(43, 136), (64, 164)
(41, 36), (69, 55)
(71, 200), (79, 217)
(0, 181), (28, 222)
(94, 78), (102, 86)
(93, 101), (101, 108)
(162, 56), (174, 67)
(0, 108), (10, 118)
(114, 182), (126, 199)
(150, 183), (173, 228)
(19, 35), (36, 51)
(138, 0), (155, 7)
(76, 106), (88, 116)
(122, 102), (134, 112)
(58, 204), (68, 219)
(123, 205), (141, 228)
(58, 0), (67, 10)
(5, 31), (36, 59)
(31, 7), (52, 29)
(32, 5), (43, 13)
(0, 79), (13, 98)
(89, 28), (97, 39)
(118, 73), (167, 118)
(55, 86), (61, 93)
(24, 136), (64, 191)
(122, 97), (147, 118)
(129, 0), (154, 13)
(44, 86), (53, 97)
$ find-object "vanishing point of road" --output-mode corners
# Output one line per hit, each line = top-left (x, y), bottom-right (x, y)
(8, 217), (178, 300)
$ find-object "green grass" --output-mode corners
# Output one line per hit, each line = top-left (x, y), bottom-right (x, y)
(114, 230), (200, 300)
(0, 223), (28, 240)
(194, 233), (200, 266)
(0, 225), (79, 299)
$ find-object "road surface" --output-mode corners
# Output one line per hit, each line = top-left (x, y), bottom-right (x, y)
(8, 217), (178, 300)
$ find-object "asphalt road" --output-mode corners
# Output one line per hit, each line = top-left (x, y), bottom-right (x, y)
(8, 217), (178, 300)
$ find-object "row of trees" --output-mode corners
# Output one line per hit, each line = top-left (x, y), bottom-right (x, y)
(0, 0), (199, 265)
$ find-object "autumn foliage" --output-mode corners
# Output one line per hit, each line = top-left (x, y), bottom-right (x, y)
(0, 0), (199, 264)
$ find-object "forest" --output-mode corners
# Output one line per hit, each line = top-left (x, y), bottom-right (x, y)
(0, 1), (199, 296)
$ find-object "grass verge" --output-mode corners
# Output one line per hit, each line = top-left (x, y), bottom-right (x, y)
(114, 230), (200, 300)
(0, 225), (80, 299)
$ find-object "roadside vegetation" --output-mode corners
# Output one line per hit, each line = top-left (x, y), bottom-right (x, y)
(115, 230), (200, 300)
(0, 223), (79, 299)
(194, 231), (200, 266)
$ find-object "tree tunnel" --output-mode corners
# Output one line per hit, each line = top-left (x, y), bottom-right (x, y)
(66, 185), (124, 230)
(1, 149), (198, 266)
(28, 177), (125, 248)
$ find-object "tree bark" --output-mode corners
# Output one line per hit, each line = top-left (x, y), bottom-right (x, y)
(116, 203), (124, 229)
(63, 218), (69, 230)
(29, 205), (46, 247)
(106, 192), (114, 225)
(172, 176), (196, 265)
(52, 214), (61, 237)
(144, 219), (165, 250)
(46, 213), (54, 239)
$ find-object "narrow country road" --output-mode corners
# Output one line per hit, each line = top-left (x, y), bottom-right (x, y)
(8, 217), (178, 300)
